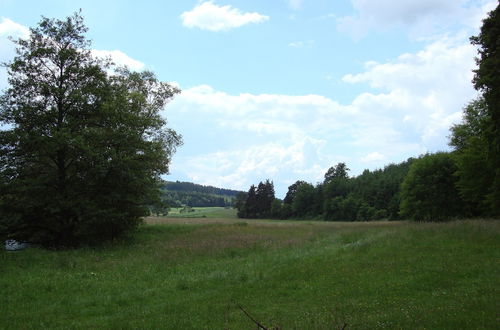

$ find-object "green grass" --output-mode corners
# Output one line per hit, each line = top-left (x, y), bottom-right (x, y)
(1, 220), (499, 329)
(166, 206), (237, 219)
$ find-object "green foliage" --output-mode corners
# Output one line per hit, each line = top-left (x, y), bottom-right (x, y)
(236, 180), (276, 218)
(291, 182), (316, 217)
(0, 13), (181, 247)
(160, 181), (241, 207)
(469, 4), (500, 215)
(239, 159), (413, 222)
(270, 199), (283, 219)
(283, 180), (307, 205)
(449, 98), (493, 215)
(400, 153), (464, 221)
(324, 162), (350, 182)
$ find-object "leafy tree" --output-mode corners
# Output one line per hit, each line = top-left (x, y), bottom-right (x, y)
(324, 162), (350, 182)
(283, 180), (307, 205)
(256, 180), (275, 217)
(468, 4), (500, 215)
(400, 153), (464, 221)
(234, 192), (248, 212)
(292, 182), (315, 218)
(238, 185), (257, 218)
(270, 199), (283, 219)
(236, 180), (276, 219)
(449, 98), (492, 215)
(0, 13), (182, 247)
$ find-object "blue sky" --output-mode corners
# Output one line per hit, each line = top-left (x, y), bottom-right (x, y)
(0, 0), (497, 197)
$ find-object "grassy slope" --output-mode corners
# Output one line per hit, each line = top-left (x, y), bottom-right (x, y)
(1, 220), (498, 329)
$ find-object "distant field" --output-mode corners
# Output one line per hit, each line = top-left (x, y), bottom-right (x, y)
(165, 206), (237, 219)
(1, 220), (499, 329)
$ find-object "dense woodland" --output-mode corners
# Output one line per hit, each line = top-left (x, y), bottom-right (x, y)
(236, 160), (414, 221)
(160, 181), (240, 208)
(237, 5), (500, 222)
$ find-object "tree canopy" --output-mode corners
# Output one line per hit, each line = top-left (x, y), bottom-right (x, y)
(400, 153), (464, 221)
(469, 3), (500, 215)
(0, 13), (182, 247)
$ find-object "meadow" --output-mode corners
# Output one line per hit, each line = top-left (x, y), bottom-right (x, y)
(165, 206), (237, 219)
(1, 215), (498, 329)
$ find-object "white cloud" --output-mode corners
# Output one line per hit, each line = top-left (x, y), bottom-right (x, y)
(0, 17), (29, 38)
(91, 49), (145, 71)
(166, 29), (480, 195)
(286, 0), (303, 11)
(176, 136), (328, 193)
(337, 0), (497, 38)
(361, 152), (385, 163)
(342, 36), (477, 150)
(180, 1), (269, 31)
(0, 18), (30, 90)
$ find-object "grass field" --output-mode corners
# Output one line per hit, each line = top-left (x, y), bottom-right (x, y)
(165, 206), (238, 219)
(1, 218), (499, 329)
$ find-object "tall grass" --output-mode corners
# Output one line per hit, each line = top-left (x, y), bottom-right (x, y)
(1, 220), (498, 329)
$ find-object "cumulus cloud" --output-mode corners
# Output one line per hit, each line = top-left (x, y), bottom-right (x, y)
(91, 49), (145, 71)
(0, 18), (145, 78)
(0, 18), (30, 89)
(337, 0), (497, 38)
(0, 17), (30, 38)
(180, 1), (269, 31)
(165, 28), (480, 195)
(361, 152), (385, 163)
(343, 35), (477, 149)
(174, 137), (328, 193)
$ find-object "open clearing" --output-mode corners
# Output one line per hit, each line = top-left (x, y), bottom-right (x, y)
(164, 207), (238, 219)
(1, 219), (498, 329)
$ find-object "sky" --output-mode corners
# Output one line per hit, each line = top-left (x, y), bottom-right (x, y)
(0, 0), (497, 197)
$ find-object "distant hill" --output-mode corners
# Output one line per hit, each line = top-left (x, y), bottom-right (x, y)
(160, 181), (243, 207)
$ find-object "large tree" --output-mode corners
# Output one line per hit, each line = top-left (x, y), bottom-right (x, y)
(470, 3), (500, 215)
(324, 162), (350, 183)
(0, 13), (182, 247)
(400, 153), (464, 221)
(449, 98), (492, 215)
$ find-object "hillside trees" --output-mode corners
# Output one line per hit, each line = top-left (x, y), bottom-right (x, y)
(0, 13), (182, 247)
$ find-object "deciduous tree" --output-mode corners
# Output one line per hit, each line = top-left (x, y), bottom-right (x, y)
(0, 13), (182, 247)
(470, 4), (500, 215)
(400, 153), (464, 221)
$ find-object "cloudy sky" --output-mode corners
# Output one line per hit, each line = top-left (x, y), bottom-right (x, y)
(0, 0), (496, 197)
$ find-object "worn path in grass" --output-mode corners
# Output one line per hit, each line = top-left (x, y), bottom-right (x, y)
(1, 220), (499, 329)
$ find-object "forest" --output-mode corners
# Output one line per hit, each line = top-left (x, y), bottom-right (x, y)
(159, 181), (241, 208)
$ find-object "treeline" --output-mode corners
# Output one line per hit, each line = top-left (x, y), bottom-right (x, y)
(236, 160), (414, 221)
(160, 181), (241, 207)
(162, 181), (241, 196)
(236, 94), (499, 222)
